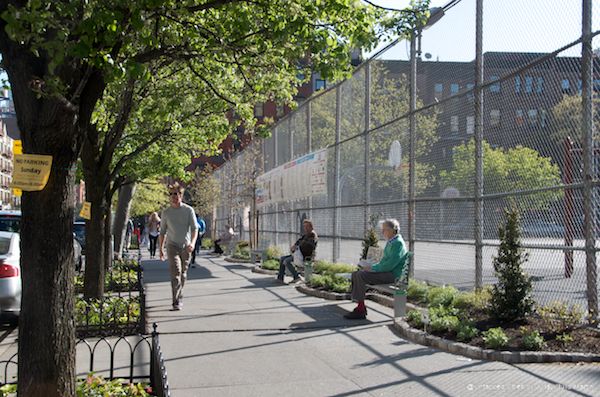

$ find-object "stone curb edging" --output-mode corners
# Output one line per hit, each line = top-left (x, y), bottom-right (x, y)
(251, 266), (278, 275)
(393, 318), (600, 364)
(294, 286), (599, 364)
(295, 284), (350, 301)
(224, 257), (257, 264)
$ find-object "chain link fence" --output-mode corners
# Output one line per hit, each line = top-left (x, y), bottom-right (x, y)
(212, 0), (600, 321)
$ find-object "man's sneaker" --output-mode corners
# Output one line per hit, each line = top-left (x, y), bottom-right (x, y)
(344, 308), (367, 320)
(291, 275), (304, 284)
(170, 305), (181, 311)
(190, 263), (197, 268)
(274, 277), (286, 284)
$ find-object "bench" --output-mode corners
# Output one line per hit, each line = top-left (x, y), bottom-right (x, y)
(366, 252), (413, 318)
(251, 239), (270, 263)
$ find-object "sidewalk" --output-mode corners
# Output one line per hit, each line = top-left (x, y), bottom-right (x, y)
(143, 252), (600, 397)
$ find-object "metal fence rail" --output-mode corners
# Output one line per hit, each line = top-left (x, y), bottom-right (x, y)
(212, 0), (599, 323)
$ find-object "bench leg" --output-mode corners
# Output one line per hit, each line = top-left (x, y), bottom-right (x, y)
(393, 293), (407, 318)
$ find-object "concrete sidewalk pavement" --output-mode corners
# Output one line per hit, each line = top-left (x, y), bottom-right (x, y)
(144, 252), (600, 397)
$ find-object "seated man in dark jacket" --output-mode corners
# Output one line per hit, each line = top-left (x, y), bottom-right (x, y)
(276, 219), (318, 283)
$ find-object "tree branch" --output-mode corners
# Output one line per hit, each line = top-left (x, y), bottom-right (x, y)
(186, 60), (237, 106)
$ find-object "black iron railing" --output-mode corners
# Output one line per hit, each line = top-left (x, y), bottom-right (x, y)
(0, 323), (169, 397)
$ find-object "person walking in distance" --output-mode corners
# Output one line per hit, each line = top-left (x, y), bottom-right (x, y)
(190, 214), (206, 268)
(147, 212), (161, 259)
(159, 183), (199, 311)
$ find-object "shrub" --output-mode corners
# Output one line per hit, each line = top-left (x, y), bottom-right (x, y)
(556, 333), (574, 345)
(427, 285), (459, 308)
(201, 238), (213, 250)
(521, 330), (546, 351)
(262, 259), (279, 271)
(407, 279), (429, 303)
(428, 306), (460, 334)
(361, 227), (379, 260)
(308, 274), (351, 293)
(456, 323), (480, 342)
(75, 297), (141, 326)
(537, 301), (584, 333)
(0, 376), (152, 397)
(453, 286), (492, 311)
(237, 240), (250, 248)
(482, 327), (509, 349)
(313, 260), (356, 275)
(265, 245), (282, 260)
(406, 310), (424, 329)
(489, 207), (534, 321)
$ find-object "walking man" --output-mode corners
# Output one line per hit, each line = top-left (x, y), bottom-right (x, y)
(159, 183), (198, 311)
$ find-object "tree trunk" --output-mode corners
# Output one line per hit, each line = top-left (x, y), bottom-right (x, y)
(83, 184), (106, 299)
(113, 182), (136, 257)
(103, 197), (112, 269)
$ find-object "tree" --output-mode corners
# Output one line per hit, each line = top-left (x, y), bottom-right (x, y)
(187, 166), (221, 218)
(310, 60), (439, 205)
(129, 180), (169, 217)
(490, 206), (534, 321)
(550, 94), (600, 144)
(0, 1), (430, 392)
(440, 140), (561, 211)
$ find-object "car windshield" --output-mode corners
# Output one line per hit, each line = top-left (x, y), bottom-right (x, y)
(0, 237), (11, 255)
(0, 217), (20, 233)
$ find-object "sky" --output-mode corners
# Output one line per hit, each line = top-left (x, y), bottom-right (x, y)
(367, 0), (599, 61)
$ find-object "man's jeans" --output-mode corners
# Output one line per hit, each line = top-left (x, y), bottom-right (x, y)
(277, 255), (299, 280)
(167, 243), (190, 307)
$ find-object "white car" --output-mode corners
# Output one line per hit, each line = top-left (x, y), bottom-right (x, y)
(0, 231), (20, 319)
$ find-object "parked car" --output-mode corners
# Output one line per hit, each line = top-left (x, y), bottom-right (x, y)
(0, 211), (83, 270)
(0, 231), (20, 320)
(521, 220), (565, 238)
(73, 220), (86, 253)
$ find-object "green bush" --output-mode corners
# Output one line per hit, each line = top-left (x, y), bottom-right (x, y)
(74, 269), (138, 292)
(0, 376), (152, 397)
(428, 306), (460, 334)
(407, 279), (429, 303)
(237, 240), (250, 248)
(427, 285), (459, 308)
(313, 260), (356, 275)
(490, 207), (534, 321)
(456, 323), (480, 342)
(361, 227), (379, 260)
(453, 286), (492, 311)
(201, 238), (213, 250)
(309, 274), (351, 293)
(537, 301), (584, 333)
(78, 374), (152, 396)
(556, 333), (574, 345)
(75, 297), (141, 326)
(262, 259), (279, 271)
(521, 330), (546, 351)
(265, 245), (282, 260)
(482, 327), (509, 349)
(406, 310), (424, 329)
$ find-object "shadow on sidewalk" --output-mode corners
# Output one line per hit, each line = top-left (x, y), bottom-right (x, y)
(142, 258), (217, 284)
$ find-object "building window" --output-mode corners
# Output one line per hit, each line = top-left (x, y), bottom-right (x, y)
(528, 109), (538, 125)
(540, 109), (548, 127)
(450, 83), (459, 94)
(536, 77), (544, 93)
(525, 76), (534, 93)
(254, 103), (264, 118)
(490, 110), (500, 126)
(515, 76), (521, 93)
(561, 79), (571, 92)
(450, 116), (459, 132)
(466, 116), (475, 135)
(434, 83), (444, 94)
(315, 79), (326, 91)
(466, 83), (475, 100)
(516, 109), (524, 125)
(490, 76), (500, 93)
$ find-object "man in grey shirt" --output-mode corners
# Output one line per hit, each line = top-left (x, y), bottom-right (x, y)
(159, 182), (198, 311)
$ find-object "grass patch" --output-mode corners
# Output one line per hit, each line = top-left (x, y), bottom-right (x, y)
(308, 274), (350, 294)
(313, 260), (356, 275)
(262, 259), (279, 271)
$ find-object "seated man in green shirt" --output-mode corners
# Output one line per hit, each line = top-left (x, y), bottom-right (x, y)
(345, 219), (408, 320)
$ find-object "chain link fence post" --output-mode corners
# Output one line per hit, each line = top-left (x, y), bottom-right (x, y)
(333, 86), (342, 262)
(408, 32), (417, 260)
(364, 62), (371, 240)
(474, 0), (484, 290)
(581, 0), (598, 324)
